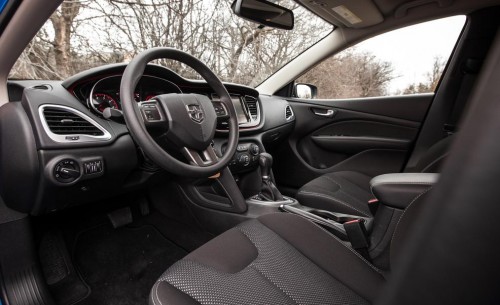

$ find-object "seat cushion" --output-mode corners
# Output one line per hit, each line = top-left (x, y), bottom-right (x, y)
(150, 213), (385, 305)
(296, 171), (374, 217)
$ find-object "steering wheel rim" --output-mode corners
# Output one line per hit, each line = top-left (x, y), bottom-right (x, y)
(120, 47), (239, 177)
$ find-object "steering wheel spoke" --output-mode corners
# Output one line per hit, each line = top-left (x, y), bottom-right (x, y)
(181, 145), (219, 167)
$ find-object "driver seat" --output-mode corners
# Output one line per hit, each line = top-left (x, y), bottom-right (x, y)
(149, 188), (429, 305)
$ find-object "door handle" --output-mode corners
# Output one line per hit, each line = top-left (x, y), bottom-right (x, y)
(312, 108), (336, 118)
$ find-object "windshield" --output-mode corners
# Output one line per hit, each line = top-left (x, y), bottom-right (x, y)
(9, 0), (332, 87)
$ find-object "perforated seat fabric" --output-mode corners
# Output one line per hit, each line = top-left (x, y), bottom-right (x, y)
(296, 136), (453, 216)
(150, 213), (385, 305)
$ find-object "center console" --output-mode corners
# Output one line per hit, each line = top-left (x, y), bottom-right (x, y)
(181, 143), (439, 260)
(280, 204), (373, 240)
(280, 172), (439, 265)
(224, 142), (261, 172)
(245, 151), (298, 206)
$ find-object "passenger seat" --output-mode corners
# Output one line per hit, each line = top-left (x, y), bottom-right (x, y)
(295, 136), (453, 217)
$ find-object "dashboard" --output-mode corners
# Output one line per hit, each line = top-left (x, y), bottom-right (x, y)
(65, 65), (263, 132)
(3, 63), (295, 215)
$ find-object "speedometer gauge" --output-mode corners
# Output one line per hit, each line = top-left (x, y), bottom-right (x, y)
(92, 93), (119, 112)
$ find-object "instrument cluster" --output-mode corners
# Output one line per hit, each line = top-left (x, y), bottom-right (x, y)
(88, 75), (182, 113)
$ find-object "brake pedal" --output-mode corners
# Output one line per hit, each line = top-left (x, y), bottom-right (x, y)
(139, 198), (150, 216)
(107, 207), (133, 228)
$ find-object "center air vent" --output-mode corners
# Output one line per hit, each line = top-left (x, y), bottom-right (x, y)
(285, 105), (294, 120)
(245, 96), (259, 120)
(39, 105), (111, 143)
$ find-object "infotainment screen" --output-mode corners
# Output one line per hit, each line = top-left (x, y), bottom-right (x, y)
(212, 95), (250, 124)
(231, 96), (250, 124)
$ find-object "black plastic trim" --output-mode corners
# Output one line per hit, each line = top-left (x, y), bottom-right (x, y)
(0, 102), (40, 214)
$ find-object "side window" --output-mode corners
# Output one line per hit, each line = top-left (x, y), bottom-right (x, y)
(296, 16), (466, 99)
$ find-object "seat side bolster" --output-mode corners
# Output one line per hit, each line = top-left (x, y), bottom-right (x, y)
(258, 213), (385, 302)
(184, 227), (258, 274)
(151, 281), (201, 305)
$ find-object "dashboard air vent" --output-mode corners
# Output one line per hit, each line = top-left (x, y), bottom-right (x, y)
(285, 105), (294, 120)
(245, 96), (258, 120)
(42, 107), (104, 136)
(31, 84), (51, 90)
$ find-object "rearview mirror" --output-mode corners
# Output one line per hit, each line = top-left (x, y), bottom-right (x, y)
(231, 0), (294, 30)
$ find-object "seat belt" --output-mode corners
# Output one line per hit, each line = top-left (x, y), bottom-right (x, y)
(444, 58), (482, 135)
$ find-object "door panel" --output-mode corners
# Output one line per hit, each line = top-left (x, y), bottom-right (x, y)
(269, 94), (432, 189)
(310, 135), (411, 154)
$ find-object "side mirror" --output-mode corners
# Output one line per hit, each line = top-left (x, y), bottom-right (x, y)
(294, 83), (318, 99)
(231, 0), (294, 30)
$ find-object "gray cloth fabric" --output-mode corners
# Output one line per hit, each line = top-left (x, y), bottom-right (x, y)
(151, 213), (384, 305)
(409, 135), (453, 173)
(296, 136), (453, 215)
(296, 171), (374, 217)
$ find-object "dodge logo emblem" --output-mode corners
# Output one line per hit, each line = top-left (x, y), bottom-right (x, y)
(186, 104), (204, 123)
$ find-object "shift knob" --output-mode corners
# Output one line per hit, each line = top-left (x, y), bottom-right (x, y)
(257, 152), (284, 201)
(259, 153), (273, 180)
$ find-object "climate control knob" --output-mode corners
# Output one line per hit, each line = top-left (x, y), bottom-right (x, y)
(238, 153), (250, 166)
(54, 159), (81, 183)
(250, 144), (260, 156)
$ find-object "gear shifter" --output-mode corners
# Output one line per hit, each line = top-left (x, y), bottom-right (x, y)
(258, 153), (284, 201)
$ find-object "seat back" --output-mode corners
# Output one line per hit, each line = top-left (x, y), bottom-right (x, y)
(389, 136), (454, 264)
(405, 135), (453, 173)
(379, 27), (500, 304)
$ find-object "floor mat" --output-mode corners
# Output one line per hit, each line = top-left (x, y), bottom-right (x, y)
(134, 212), (214, 252)
(74, 224), (186, 305)
(39, 230), (90, 305)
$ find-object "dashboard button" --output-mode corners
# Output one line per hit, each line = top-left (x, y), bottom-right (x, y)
(141, 104), (162, 121)
(250, 144), (260, 155)
(237, 144), (249, 152)
(83, 159), (104, 175)
(238, 153), (250, 166)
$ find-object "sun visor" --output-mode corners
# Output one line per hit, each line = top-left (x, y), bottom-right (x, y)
(299, 0), (384, 28)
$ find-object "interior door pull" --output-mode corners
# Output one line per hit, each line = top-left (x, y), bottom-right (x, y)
(312, 108), (336, 118)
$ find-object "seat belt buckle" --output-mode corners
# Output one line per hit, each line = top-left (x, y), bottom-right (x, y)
(344, 219), (370, 250)
(368, 198), (379, 215)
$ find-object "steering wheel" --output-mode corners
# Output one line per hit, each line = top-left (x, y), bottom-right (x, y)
(120, 47), (239, 177)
